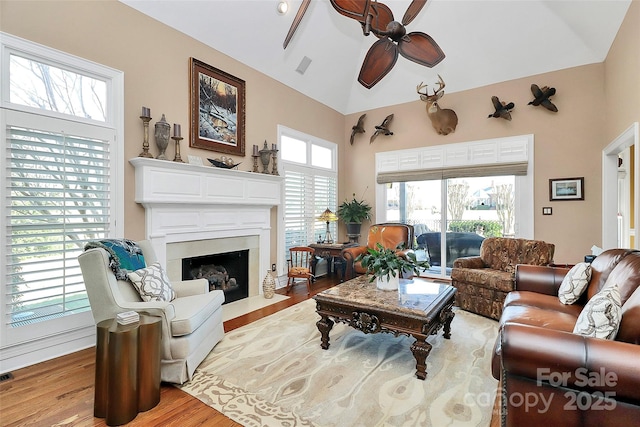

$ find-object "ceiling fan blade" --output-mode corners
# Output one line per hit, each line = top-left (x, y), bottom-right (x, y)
(367, 2), (394, 38)
(402, 0), (428, 26)
(398, 32), (445, 67)
(330, 0), (371, 22)
(358, 39), (399, 89)
(283, 0), (312, 49)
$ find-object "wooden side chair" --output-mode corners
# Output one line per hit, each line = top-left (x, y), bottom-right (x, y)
(287, 246), (315, 294)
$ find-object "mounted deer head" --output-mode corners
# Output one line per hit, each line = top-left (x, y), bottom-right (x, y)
(417, 75), (458, 135)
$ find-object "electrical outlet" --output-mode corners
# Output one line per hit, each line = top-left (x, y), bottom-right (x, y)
(271, 263), (276, 272)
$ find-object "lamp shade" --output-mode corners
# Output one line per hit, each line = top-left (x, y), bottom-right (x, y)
(317, 208), (338, 222)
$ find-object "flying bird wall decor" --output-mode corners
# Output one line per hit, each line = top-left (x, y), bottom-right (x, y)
(528, 84), (558, 112)
(370, 114), (394, 143)
(488, 96), (515, 121)
(350, 113), (367, 145)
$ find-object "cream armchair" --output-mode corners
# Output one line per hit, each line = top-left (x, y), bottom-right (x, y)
(78, 240), (225, 384)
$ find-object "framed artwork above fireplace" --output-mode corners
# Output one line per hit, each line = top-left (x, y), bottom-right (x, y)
(189, 58), (245, 156)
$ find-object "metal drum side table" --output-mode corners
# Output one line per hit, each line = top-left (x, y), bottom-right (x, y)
(94, 313), (161, 426)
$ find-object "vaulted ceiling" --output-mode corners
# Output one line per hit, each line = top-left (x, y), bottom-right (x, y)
(121, 0), (631, 115)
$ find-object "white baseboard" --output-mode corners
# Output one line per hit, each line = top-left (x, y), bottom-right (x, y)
(0, 326), (95, 374)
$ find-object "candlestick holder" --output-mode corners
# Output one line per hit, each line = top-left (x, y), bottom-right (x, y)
(172, 136), (184, 162)
(139, 116), (153, 158)
(252, 154), (260, 172)
(271, 149), (279, 175)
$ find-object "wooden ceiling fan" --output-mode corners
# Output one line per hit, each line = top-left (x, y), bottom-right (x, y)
(283, 0), (445, 89)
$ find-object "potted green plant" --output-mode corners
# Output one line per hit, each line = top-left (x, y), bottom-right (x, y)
(355, 243), (430, 290)
(337, 194), (372, 242)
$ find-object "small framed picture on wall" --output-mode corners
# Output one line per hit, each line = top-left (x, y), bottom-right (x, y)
(549, 177), (584, 201)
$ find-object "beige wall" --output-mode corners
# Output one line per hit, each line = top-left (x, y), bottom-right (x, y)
(0, 0), (345, 266)
(340, 2), (640, 263)
(604, 0), (640, 142)
(341, 65), (606, 263)
(604, 0), (639, 249)
(2, 1), (639, 265)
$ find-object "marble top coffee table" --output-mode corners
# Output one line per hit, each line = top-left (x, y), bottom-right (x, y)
(313, 274), (456, 380)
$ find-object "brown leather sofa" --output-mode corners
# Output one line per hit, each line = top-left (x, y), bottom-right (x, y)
(341, 223), (414, 280)
(451, 237), (555, 319)
(492, 249), (640, 426)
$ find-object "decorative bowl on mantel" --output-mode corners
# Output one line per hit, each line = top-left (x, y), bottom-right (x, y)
(208, 157), (241, 169)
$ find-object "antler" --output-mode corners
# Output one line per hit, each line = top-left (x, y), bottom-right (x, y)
(417, 75), (447, 101)
(416, 82), (429, 101)
(433, 74), (446, 96)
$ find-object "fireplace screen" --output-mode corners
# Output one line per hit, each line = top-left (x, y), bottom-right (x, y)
(181, 249), (249, 304)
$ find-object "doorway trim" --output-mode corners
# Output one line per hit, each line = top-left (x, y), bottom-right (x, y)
(602, 122), (639, 249)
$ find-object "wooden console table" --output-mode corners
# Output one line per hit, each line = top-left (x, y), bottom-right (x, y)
(94, 314), (161, 426)
(308, 242), (357, 282)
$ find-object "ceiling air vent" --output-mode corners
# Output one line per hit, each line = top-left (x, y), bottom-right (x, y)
(295, 56), (312, 75)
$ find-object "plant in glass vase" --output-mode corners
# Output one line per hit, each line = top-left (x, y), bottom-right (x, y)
(337, 194), (372, 243)
(355, 243), (430, 290)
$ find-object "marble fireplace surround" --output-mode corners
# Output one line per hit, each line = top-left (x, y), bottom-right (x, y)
(130, 157), (283, 298)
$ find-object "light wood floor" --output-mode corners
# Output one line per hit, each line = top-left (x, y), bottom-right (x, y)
(0, 274), (500, 426)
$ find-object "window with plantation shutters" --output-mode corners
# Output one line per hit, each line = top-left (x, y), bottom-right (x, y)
(284, 170), (337, 250)
(1, 33), (123, 360)
(280, 127), (337, 262)
(6, 124), (112, 327)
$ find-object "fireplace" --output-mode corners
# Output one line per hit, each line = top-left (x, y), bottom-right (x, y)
(182, 250), (249, 304)
(165, 235), (261, 301)
(130, 157), (283, 299)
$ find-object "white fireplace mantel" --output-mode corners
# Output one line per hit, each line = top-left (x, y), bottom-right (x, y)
(129, 157), (283, 290)
(130, 157), (283, 207)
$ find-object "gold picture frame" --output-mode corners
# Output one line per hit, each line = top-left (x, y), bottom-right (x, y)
(189, 58), (245, 156)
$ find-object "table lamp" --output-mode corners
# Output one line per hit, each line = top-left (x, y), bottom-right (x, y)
(317, 208), (338, 243)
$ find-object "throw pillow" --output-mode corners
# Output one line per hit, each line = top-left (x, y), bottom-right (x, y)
(128, 263), (176, 302)
(558, 262), (592, 304)
(572, 284), (622, 340)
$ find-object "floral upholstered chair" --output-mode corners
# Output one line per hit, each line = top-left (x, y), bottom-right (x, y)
(451, 237), (555, 320)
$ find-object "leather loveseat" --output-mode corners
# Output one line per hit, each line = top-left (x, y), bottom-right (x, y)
(492, 249), (640, 426)
(451, 237), (555, 319)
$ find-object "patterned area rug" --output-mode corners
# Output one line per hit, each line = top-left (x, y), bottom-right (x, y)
(178, 299), (499, 427)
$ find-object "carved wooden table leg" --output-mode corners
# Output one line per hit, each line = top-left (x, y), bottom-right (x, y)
(442, 307), (455, 339)
(410, 339), (432, 380)
(316, 315), (334, 350)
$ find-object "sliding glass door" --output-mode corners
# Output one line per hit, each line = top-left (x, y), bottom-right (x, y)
(386, 175), (516, 277)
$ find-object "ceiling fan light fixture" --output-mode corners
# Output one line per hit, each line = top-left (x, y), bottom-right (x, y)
(276, 1), (289, 15)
